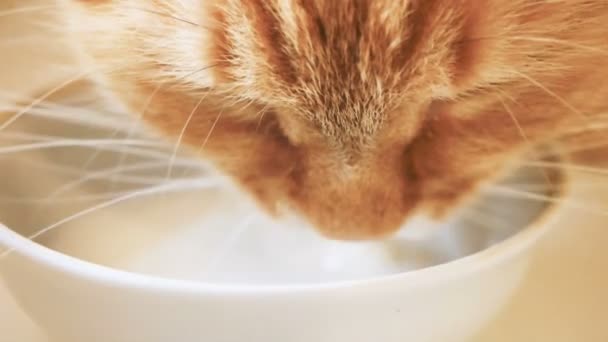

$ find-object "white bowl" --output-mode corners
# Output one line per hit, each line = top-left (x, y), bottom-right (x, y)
(0, 93), (567, 342)
(0, 158), (568, 342)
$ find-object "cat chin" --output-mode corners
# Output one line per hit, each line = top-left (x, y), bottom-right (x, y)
(273, 204), (444, 242)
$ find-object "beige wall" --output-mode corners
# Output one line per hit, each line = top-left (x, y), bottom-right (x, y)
(0, 0), (77, 101)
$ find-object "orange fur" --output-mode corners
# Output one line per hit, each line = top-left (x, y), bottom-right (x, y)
(63, 0), (608, 240)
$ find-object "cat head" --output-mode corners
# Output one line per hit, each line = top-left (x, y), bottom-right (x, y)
(63, 0), (607, 239)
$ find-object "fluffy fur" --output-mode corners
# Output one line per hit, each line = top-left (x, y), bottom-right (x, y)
(59, 0), (608, 239)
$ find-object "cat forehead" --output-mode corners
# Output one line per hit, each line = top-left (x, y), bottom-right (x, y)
(219, 0), (461, 85)
(214, 0), (466, 126)
(69, 0), (481, 143)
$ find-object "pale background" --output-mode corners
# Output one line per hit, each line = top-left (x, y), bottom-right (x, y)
(1, 1), (607, 341)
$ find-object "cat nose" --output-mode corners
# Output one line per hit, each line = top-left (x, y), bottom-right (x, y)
(290, 168), (418, 241)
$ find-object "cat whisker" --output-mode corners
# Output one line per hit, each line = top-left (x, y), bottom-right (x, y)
(0, 72), (91, 131)
(0, 138), (165, 156)
(495, 93), (557, 187)
(564, 140), (608, 154)
(561, 120), (608, 135)
(0, 137), (184, 162)
(0, 130), (154, 144)
(0, 3), (203, 31)
(0, 192), (154, 204)
(0, 4), (58, 18)
(104, 81), (170, 190)
(496, 94), (529, 144)
(508, 69), (586, 118)
(124, 6), (205, 29)
(0, 177), (208, 204)
(522, 137), (608, 158)
(519, 160), (608, 176)
(166, 94), (208, 180)
(0, 101), (128, 128)
(99, 63), (219, 183)
(486, 184), (608, 216)
(0, 63), (133, 131)
(45, 160), (208, 201)
(0, 178), (221, 258)
(2, 154), (206, 191)
(509, 36), (608, 56)
(195, 109), (225, 156)
(255, 103), (273, 131)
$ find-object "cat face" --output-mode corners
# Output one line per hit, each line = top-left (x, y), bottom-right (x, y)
(64, 0), (608, 239)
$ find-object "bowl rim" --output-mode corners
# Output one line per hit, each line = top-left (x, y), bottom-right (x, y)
(0, 170), (569, 295)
